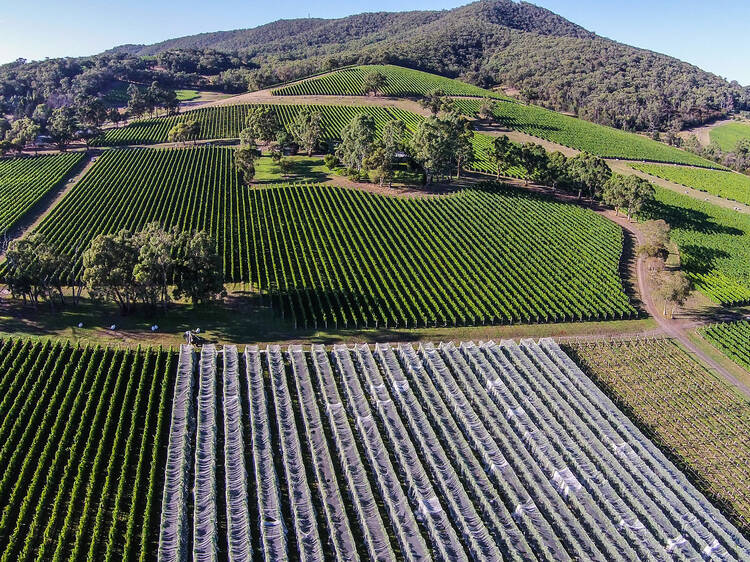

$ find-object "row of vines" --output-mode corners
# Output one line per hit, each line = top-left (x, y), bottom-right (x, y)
(0, 152), (83, 233)
(0, 338), (176, 561)
(26, 146), (634, 328)
(565, 337), (750, 535)
(701, 321), (750, 371)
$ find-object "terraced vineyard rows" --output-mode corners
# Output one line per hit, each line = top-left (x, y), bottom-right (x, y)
(161, 340), (750, 560)
(271, 64), (510, 99)
(631, 163), (750, 205)
(0, 152), (83, 234)
(701, 321), (750, 371)
(643, 186), (750, 305)
(0, 338), (176, 561)
(565, 338), (750, 535)
(29, 146), (633, 327)
(454, 98), (721, 167)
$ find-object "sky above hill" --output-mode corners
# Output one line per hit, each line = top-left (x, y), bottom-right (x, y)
(1, 0), (748, 84)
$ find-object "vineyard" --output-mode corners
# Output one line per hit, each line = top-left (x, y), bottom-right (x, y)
(454, 98), (722, 168)
(95, 103), (422, 147)
(565, 337), (750, 536)
(0, 152), (83, 234)
(28, 146), (634, 327)
(159, 339), (750, 560)
(631, 163), (750, 205)
(94, 103), (510, 176)
(700, 321), (750, 371)
(0, 337), (176, 561)
(270, 64), (510, 99)
(642, 186), (750, 305)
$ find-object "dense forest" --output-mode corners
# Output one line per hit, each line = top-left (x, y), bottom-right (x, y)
(1, 0), (748, 133)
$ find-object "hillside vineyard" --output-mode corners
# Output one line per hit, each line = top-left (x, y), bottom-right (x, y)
(271, 64), (510, 99)
(158, 340), (749, 560)
(30, 146), (634, 327)
(0, 152), (83, 234)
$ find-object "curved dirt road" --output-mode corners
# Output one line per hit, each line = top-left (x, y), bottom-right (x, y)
(606, 211), (750, 399)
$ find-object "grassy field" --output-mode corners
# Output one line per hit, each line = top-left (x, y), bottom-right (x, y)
(565, 338), (750, 535)
(0, 290), (657, 348)
(642, 187), (750, 305)
(0, 338), (175, 561)
(0, 152), (84, 234)
(709, 121), (750, 152)
(271, 64), (511, 99)
(455, 98), (722, 168)
(631, 163), (750, 205)
(700, 321), (750, 372)
(19, 145), (634, 328)
(174, 89), (201, 101)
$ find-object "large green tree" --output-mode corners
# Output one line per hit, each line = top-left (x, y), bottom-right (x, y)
(47, 107), (79, 151)
(235, 143), (261, 185)
(173, 231), (226, 305)
(568, 152), (612, 199)
(290, 108), (323, 156)
(242, 105), (281, 144)
(363, 71), (388, 96)
(487, 134), (521, 179)
(82, 229), (140, 314)
(337, 113), (377, 172)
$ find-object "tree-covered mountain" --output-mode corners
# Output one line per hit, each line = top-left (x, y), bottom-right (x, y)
(3, 0), (749, 132)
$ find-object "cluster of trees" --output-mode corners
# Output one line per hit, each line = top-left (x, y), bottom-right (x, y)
(0, 95), (124, 155)
(335, 115), (408, 186)
(676, 133), (750, 174)
(636, 220), (691, 318)
(125, 81), (179, 119)
(4, 224), (225, 313)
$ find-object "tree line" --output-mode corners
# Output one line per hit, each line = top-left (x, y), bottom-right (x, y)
(4, 225), (225, 313)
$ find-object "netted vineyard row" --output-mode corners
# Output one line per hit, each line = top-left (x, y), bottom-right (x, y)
(0, 338), (177, 561)
(160, 340), (750, 561)
(29, 146), (634, 328)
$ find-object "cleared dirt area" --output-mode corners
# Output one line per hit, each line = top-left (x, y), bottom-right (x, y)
(678, 117), (738, 146)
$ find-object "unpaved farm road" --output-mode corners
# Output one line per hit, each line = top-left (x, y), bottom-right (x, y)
(606, 211), (750, 400)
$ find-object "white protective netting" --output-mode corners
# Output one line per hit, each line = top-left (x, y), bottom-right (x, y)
(193, 344), (218, 562)
(222, 345), (252, 561)
(266, 345), (323, 561)
(538, 338), (750, 560)
(310, 344), (395, 561)
(245, 346), (287, 560)
(436, 341), (598, 561)
(335, 344), (431, 562)
(287, 345), (358, 560)
(158, 344), (196, 562)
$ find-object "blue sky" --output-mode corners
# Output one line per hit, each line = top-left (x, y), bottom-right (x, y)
(2, 0), (748, 84)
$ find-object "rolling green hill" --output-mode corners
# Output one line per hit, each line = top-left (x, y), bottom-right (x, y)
(271, 65), (510, 99)
(455, 98), (722, 168)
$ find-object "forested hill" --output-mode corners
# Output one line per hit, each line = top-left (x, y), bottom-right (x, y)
(3, 0), (749, 133)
